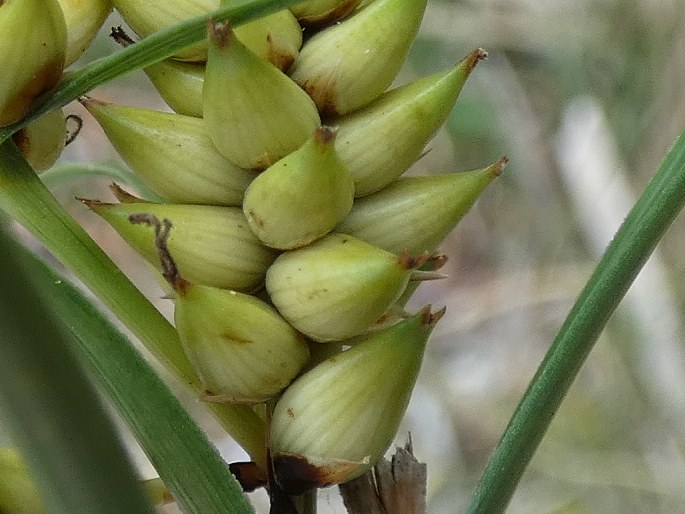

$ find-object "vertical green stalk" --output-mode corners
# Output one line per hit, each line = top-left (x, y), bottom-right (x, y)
(0, 229), (154, 514)
(466, 128), (685, 513)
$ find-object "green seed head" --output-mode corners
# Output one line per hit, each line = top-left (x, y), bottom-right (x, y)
(243, 126), (354, 250)
(288, 0), (428, 117)
(266, 233), (426, 341)
(81, 98), (254, 206)
(203, 19), (321, 169)
(335, 48), (488, 196)
(270, 307), (444, 494)
(12, 108), (66, 172)
(337, 157), (506, 254)
(0, 0), (66, 126)
(84, 200), (277, 292)
(290, 0), (362, 27)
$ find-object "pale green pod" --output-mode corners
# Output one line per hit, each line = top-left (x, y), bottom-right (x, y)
(265, 233), (417, 342)
(13, 109), (66, 172)
(0, 448), (47, 514)
(174, 283), (309, 404)
(243, 126), (354, 250)
(270, 307), (443, 494)
(86, 202), (277, 291)
(288, 0), (427, 117)
(204, 20), (320, 169)
(0, 0), (66, 126)
(290, 0), (362, 27)
(56, 0), (112, 66)
(143, 59), (205, 117)
(337, 158), (505, 254)
(335, 48), (487, 196)
(82, 99), (254, 206)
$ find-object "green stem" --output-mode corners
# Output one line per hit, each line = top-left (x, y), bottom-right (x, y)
(0, 0), (304, 143)
(466, 128), (685, 513)
(0, 229), (155, 514)
(0, 139), (266, 462)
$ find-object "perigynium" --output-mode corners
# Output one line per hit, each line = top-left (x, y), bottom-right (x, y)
(1, 0), (504, 509)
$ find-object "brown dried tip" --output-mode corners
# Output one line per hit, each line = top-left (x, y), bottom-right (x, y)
(273, 453), (360, 495)
(127, 213), (189, 294)
(77, 95), (108, 110)
(489, 156), (509, 178)
(109, 183), (144, 203)
(228, 461), (268, 492)
(110, 26), (136, 47)
(424, 253), (448, 272)
(397, 250), (431, 270)
(313, 125), (337, 147)
(420, 305), (447, 326)
(207, 18), (233, 48)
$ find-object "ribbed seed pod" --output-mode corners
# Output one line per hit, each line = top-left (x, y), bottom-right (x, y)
(175, 283), (310, 404)
(85, 201), (277, 291)
(204, 19), (320, 169)
(266, 233), (426, 341)
(335, 48), (488, 196)
(242, 127), (354, 250)
(290, 0), (362, 27)
(270, 307), (444, 494)
(337, 158), (506, 254)
(56, 0), (112, 66)
(12, 108), (66, 172)
(0, 0), (66, 127)
(288, 0), (427, 117)
(81, 98), (254, 206)
(143, 59), (205, 117)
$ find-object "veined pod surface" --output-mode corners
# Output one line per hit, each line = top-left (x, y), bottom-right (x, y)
(13, 109), (66, 172)
(270, 307), (444, 494)
(335, 48), (487, 196)
(337, 158), (506, 255)
(56, 0), (112, 66)
(266, 233), (421, 342)
(174, 283), (309, 404)
(290, 0), (362, 27)
(204, 19), (320, 169)
(85, 201), (277, 291)
(288, 0), (427, 117)
(243, 126), (354, 250)
(0, 0), (66, 126)
(81, 98), (254, 206)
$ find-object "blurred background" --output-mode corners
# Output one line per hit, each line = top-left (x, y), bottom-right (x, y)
(4, 0), (685, 512)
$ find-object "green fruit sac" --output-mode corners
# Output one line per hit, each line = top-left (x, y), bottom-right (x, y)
(87, 202), (276, 292)
(242, 126), (354, 250)
(288, 0), (428, 117)
(203, 20), (321, 169)
(270, 308), (442, 493)
(174, 284), (309, 404)
(265, 234), (415, 342)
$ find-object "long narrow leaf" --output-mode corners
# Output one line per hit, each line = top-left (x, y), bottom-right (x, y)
(466, 129), (685, 512)
(0, 140), (266, 462)
(10, 237), (253, 514)
(0, 0), (303, 143)
(0, 229), (155, 514)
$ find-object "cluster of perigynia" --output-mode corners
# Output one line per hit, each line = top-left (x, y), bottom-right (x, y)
(1, 0), (506, 496)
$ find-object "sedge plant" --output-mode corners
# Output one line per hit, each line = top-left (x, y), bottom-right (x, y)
(0, 1), (684, 513)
